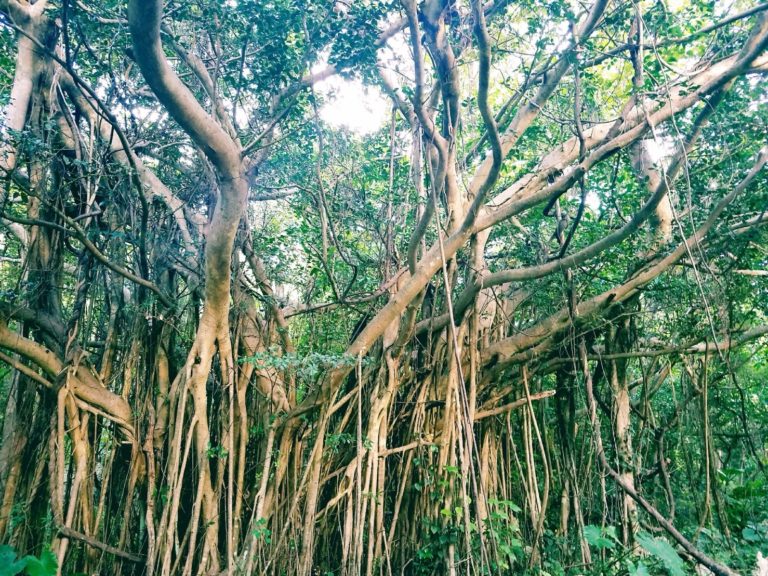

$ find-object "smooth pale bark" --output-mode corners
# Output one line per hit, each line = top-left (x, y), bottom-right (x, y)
(127, 1), (248, 571)
(484, 146), (767, 369)
(0, 1), (765, 573)
(293, 39), (768, 420)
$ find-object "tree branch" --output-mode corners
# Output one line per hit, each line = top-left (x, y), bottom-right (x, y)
(127, 0), (240, 174)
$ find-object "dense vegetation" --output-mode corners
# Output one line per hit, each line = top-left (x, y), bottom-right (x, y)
(0, 0), (767, 574)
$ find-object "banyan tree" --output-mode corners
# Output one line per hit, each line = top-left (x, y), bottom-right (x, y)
(0, 0), (767, 574)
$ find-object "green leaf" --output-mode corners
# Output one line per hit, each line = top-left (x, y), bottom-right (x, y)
(743, 526), (760, 542)
(627, 560), (652, 576)
(488, 498), (522, 513)
(0, 545), (27, 576)
(636, 532), (685, 576)
(23, 548), (57, 576)
(583, 525), (615, 550)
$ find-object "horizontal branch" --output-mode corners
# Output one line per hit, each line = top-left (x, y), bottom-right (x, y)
(483, 146), (767, 369)
(475, 389), (556, 420)
(0, 320), (134, 439)
(582, 2), (768, 70)
(58, 526), (145, 563)
(0, 350), (54, 389)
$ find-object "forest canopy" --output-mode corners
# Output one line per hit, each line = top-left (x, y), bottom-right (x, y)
(0, 0), (767, 575)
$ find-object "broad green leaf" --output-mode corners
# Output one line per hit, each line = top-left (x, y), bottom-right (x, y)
(636, 532), (686, 576)
(21, 549), (57, 576)
(583, 525), (615, 550)
(627, 560), (652, 576)
(0, 545), (27, 576)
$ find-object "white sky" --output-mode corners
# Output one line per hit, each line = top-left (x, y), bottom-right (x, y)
(315, 31), (411, 135)
(317, 76), (390, 135)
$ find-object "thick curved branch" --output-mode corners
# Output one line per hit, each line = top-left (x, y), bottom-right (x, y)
(475, 49), (768, 234)
(467, 0), (609, 196)
(164, 29), (238, 139)
(466, 0), (502, 215)
(0, 3), (53, 173)
(127, 0), (240, 175)
(484, 146), (767, 368)
(0, 320), (134, 437)
(0, 301), (66, 343)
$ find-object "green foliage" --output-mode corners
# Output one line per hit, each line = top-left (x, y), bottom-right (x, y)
(0, 546), (57, 576)
(252, 518), (272, 544)
(326, 432), (355, 453)
(240, 347), (364, 380)
(0, 0), (767, 574)
(626, 560), (652, 576)
(583, 525), (618, 551)
(483, 499), (524, 571)
(635, 532), (686, 576)
(206, 443), (229, 460)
